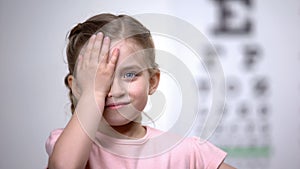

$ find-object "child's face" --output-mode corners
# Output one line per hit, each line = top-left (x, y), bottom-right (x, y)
(102, 40), (159, 126)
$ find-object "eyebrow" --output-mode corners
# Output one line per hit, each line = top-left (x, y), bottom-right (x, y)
(118, 65), (143, 71)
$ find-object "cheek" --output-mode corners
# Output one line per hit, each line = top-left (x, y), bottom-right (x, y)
(128, 82), (149, 110)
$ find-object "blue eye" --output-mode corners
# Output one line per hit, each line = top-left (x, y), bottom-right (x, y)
(123, 72), (137, 79)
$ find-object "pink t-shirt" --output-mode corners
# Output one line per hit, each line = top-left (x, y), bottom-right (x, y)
(46, 126), (226, 169)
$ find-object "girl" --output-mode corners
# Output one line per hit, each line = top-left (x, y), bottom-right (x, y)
(46, 13), (235, 169)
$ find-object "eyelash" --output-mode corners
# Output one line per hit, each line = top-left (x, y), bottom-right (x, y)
(123, 72), (138, 79)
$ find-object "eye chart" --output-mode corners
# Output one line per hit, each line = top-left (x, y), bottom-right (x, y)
(169, 0), (300, 168)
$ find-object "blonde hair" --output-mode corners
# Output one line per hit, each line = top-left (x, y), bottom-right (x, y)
(64, 13), (157, 113)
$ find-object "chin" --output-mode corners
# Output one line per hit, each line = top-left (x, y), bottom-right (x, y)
(104, 116), (131, 126)
(103, 109), (140, 126)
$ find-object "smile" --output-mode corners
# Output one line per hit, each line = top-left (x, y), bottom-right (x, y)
(105, 102), (130, 110)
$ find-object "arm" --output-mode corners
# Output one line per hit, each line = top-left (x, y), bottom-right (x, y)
(48, 33), (119, 169)
(218, 162), (237, 169)
(48, 94), (102, 169)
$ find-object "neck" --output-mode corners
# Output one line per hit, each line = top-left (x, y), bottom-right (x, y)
(99, 120), (146, 139)
(111, 121), (146, 139)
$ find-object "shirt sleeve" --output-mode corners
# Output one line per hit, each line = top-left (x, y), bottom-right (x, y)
(189, 137), (227, 169)
(45, 129), (63, 156)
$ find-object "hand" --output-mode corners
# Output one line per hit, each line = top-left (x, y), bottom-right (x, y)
(73, 32), (119, 101)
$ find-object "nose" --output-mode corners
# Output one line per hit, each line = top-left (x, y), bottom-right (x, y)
(107, 78), (125, 98)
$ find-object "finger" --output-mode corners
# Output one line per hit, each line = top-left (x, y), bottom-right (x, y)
(90, 32), (104, 64)
(99, 36), (110, 64)
(83, 34), (96, 66)
(108, 48), (119, 67)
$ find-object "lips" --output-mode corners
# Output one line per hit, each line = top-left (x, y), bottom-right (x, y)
(105, 102), (130, 110)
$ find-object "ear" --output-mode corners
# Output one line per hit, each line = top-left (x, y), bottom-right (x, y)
(67, 75), (81, 99)
(148, 69), (160, 95)
(67, 75), (74, 89)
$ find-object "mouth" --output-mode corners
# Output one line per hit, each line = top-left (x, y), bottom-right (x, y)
(105, 102), (130, 110)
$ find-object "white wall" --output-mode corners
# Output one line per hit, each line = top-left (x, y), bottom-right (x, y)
(0, 0), (299, 168)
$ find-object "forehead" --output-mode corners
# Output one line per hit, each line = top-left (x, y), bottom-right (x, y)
(79, 38), (140, 57)
(111, 39), (140, 61)
(79, 39), (150, 70)
(111, 40), (150, 69)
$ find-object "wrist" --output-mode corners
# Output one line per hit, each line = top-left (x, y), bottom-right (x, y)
(79, 91), (106, 110)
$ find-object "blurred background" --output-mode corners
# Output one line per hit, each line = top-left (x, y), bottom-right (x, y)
(0, 0), (299, 168)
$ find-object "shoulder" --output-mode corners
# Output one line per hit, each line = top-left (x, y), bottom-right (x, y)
(179, 136), (227, 168)
(181, 136), (226, 156)
(160, 135), (227, 169)
(45, 128), (64, 156)
(145, 127), (227, 168)
(146, 126), (226, 157)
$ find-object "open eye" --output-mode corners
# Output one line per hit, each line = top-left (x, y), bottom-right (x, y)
(123, 72), (137, 79)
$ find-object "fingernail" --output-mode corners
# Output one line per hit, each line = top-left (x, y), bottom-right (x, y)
(114, 48), (119, 54)
(91, 34), (96, 39)
(104, 36), (110, 41)
(97, 32), (103, 36)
